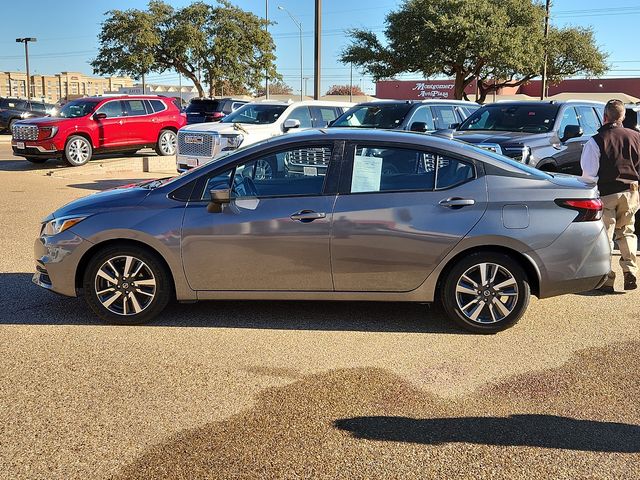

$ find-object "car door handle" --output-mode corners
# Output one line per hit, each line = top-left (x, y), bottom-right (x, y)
(290, 210), (326, 222)
(439, 197), (475, 209)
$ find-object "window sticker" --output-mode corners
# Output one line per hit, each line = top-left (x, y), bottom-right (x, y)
(351, 154), (383, 193)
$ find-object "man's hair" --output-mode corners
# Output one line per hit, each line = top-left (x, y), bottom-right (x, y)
(604, 99), (625, 123)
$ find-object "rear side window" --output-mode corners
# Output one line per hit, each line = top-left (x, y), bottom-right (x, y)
(31, 102), (46, 113)
(577, 106), (601, 136)
(313, 107), (340, 127)
(431, 106), (458, 129)
(124, 100), (148, 116)
(149, 99), (167, 113)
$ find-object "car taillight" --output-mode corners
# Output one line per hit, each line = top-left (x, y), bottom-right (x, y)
(204, 112), (225, 122)
(37, 126), (58, 140)
(555, 198), (603, 222)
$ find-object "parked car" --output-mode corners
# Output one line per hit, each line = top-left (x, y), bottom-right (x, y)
(185, 97), (248, 124)
(330, 99), (479, 132)
(175, 100), (352, 172)
(11, 95), (186, 166)
(33, 129), (609, 333)
(0, 98), (53, 133)
(624, 103), (640, 132)
(453, 100), (605, 174)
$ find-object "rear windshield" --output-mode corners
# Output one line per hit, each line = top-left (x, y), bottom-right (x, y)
(186, 99), (221, 114)
(332, 104), (414, 129)
(458, 104), (560, 133)
(220, 104), (288, 124)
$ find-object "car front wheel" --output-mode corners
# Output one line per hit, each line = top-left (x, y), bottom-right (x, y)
(63, 135), (92, 166)
(83, 245), (172, 325)
(156, 130), (177, 156)
(440, 252), (530, 334)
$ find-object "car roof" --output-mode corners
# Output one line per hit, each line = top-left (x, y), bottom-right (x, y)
(352, 99), (477, 107)
(484, 100), (605, 107)
(189, 97), (247, 102)
(248, 99), (355, 107)
(81, 95), (172, 101)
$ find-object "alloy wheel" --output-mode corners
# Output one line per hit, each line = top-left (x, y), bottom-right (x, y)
(454, 262), (519, 324)
(254, 159), (274, 180)
(94, 255), (156, 316)
(159, 131), (177, 155)
(67, 139), (91, 165)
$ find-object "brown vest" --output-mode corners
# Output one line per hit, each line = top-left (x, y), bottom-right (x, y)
(593, 123), (640, 196)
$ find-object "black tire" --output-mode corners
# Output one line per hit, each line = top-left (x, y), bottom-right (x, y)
(63, 135), (93, 166)
(82, 245), (173, 325)
(25, 157), (48, 164)
(440, 252), (530, 334)
(155, 129), (177, 156)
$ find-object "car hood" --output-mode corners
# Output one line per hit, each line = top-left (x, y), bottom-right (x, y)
(453, 130), (550, 144)
(47, 183), (153, 220)
(16, 116), (81, 127)
(180, 122), (278, 135)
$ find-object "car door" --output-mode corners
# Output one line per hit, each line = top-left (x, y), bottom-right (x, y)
(181, 141), (339, 291)
(330, 143), (488, 292)
(93, 100), (128, 148)
(123, 99), (154, 144)
(553, 106), (584, 174)
(310, 106), (341, 128)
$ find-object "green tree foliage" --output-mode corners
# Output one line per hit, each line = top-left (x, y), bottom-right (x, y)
(326, 84), (365, 96)
(256, 79), (293, 97)
(341, 0), (608, 102)
(92, 0), (279, 98)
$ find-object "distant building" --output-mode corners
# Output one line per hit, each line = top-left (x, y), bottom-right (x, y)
(376, 77), (640, 103)
(0, 71), (133, 103)
(116, 83), (200, 103)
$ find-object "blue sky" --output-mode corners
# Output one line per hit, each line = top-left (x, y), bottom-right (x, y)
(1, 0), (640, 95)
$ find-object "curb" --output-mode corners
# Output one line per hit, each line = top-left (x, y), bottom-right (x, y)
(35, 155), (177, 177)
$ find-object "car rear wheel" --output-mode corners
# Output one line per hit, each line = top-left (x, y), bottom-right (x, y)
(440, 252), (530, 334)
(25, 157), (47, 164)
(83, 245), (172, 325)
(156, 130), (177, 156)
(63, 135), (92, 166)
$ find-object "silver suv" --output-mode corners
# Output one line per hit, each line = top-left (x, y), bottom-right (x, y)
(33, 129), (609, 333)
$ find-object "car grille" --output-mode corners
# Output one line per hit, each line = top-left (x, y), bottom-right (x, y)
(177, 131), (219, 157)
(286, 147), (332, 167)
(12, 125), (38, 141)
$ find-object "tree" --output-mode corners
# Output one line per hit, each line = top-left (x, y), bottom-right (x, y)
(256, 79), (293, 97)
(341, 0), (608, 102)
(92, 1), (279, 98)
(326, 84), (365, 96)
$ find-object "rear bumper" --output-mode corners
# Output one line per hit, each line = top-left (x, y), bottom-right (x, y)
(531, 221), (611, 298)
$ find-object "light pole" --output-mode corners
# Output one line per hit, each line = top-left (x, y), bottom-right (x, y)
(265, 0), (269, 99)
(540, 0), (551, 100)
(278, 5), (303, 101)
(15, 37), (37, 101)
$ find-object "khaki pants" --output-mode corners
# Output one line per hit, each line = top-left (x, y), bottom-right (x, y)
(601, 185), (639, 287)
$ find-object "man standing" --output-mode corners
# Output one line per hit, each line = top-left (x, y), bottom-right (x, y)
(581, 99), (640, 292)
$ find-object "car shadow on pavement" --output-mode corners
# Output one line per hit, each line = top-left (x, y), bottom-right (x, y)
(67, 179), (154, 191)
(334, 414), (640, 453)
(0, 273), (459, 334)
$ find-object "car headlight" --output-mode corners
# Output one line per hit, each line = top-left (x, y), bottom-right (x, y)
(41, 215), (87, 236)
(222, 134), (244, 151)
(38, 126), (58, 140)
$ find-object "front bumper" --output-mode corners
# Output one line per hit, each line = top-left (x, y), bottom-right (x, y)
(12, 140), (60, 158)
(33, 229), (94, 297)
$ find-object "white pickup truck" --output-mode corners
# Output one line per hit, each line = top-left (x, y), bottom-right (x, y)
(176, 99), (352, 172)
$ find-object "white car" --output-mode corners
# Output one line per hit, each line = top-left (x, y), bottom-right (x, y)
(176, 100), (352, 172)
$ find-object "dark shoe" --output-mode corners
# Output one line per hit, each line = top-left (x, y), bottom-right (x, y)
(624, 272), (637, 291)
(597, 285), (616, 294)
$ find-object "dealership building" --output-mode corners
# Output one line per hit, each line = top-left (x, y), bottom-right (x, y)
(375, 77), (640, 103)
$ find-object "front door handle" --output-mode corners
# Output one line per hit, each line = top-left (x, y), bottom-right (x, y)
(290, 210), (326, 222)
(439, 197), (475, 209)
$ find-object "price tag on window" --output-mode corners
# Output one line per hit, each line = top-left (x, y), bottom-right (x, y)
(351, 155), (382, 193)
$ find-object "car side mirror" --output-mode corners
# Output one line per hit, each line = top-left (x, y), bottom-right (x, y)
(93, 112), (107, 121)
(561, 124), (582, 142)
(409, 121), (428, 132)
(207, 188), (231, 213)
(283, 118), (301, 131)
(449, 122), (460, 130)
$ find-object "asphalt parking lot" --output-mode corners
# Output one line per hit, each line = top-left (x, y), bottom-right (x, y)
(0, 135), (639, 479)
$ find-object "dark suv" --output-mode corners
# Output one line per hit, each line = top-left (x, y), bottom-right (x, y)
(0, 98), (53, 133)
(185, 97), (248, 124)
(624, 103), (640, 132)
(330, 100), (479, 132)
(453, 100), (605, 174)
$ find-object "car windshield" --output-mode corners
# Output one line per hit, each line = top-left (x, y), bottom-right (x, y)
(458, 104), (560, 133)
(54, 100), (101, 118)
(186, 99), (221, 114)
(331, 104), (414, 129)
(220, 104), (288, 124)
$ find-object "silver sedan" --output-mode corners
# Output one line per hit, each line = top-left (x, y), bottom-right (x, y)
(33, 129), (610, 333)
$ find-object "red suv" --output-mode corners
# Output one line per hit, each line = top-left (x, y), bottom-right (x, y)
(11, 95), (186, 166)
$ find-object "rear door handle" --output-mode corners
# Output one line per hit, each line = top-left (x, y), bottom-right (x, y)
(439, 197), (475, 209)
(290, 210), (326, 222)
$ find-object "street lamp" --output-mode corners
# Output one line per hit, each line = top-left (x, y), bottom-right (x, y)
(16, 37), (37, 101)
(278, 5), (303, 101)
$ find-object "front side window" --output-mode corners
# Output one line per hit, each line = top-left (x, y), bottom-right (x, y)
(349, 146), (474, 194)
(407, 105), (435, 131)
(220, 104), (288, 124)
(287, 107), (313, 128)
(558, 107), (580, 139)
(96, 101), (124, 118)
(577, 106), (601, 136)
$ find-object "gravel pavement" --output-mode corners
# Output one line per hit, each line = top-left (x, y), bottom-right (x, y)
(0, 141), (638, 479)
